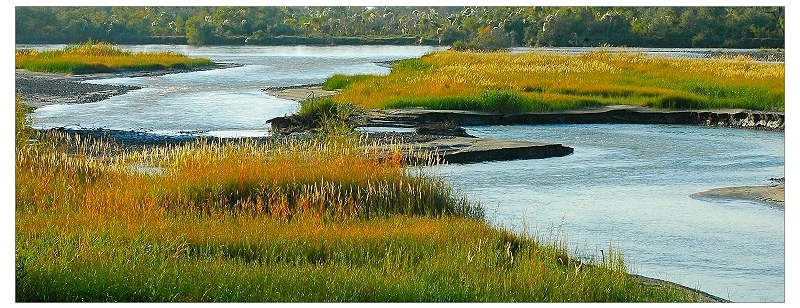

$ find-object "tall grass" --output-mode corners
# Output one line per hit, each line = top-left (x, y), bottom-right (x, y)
(15, 101), (711, 302)
(15, 40), (213, 74)
(329, 50), (784, 112)
(16, 133), (479, 222)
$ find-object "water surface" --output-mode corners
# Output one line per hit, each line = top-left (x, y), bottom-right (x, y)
(27, 44), (446, 136)
(425, 124), (784, 302)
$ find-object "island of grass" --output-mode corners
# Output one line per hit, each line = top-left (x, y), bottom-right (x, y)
(15, 100), (720, 302)
(323, 49), (784, 113)
(15, 40), (214, 75)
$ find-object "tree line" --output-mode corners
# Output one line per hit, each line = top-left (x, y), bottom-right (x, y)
(15, 6), (784, 48)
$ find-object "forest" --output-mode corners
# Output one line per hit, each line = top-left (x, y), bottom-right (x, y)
(15, 6), (784, 48)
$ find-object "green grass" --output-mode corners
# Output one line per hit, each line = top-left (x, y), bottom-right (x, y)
(383, 88), (604, 113)
(16, 214), (705, 302)
(329, 50), (784, 113)
(15, 40), (214, 74)
(321, 74), (379, 91)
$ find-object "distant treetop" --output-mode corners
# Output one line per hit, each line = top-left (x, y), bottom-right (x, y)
(15, 6), (785, 48)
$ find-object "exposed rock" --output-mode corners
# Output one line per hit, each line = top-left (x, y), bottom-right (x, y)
(364, 106), (785, 131)
(414, 122), (475, 137)
(266, 114), (310, 134)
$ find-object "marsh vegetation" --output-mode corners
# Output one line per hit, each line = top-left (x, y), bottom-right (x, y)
(327, 50), (784, 113)
(15, 40), (214, 74)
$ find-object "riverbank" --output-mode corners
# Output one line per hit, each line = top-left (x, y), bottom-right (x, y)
(15, 63), (239, 108)
(263, 84), (340, 102)
(265, 84), (784, 131)
(362, 105), (785, 131)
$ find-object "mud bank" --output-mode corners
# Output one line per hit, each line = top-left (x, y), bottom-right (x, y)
(378, 136), (574, 164)
(363, 105), (784, 131)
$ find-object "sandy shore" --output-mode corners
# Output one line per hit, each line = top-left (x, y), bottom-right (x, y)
(692, 184), (785, 207)
(263, 85), (339, 102)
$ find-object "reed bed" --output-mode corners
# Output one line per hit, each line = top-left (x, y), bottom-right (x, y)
(16, 131), (479, 222)
(330, 50), (784, 112)
(15, 101), (709, 302)
(15, 41), (213, 74)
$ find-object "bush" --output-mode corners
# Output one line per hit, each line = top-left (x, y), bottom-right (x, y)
(297, 97), (361, 136)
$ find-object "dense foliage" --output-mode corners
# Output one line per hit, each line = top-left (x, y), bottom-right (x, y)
(16, 6), (784, 48)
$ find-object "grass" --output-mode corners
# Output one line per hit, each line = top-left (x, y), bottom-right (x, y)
(15, 100), (711, 302)
(326, 49), (784, 113)
(321, 74), (379, 91)
(15, 40), (214, 74)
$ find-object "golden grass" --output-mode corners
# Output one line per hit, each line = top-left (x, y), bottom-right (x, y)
(330, 50), (784, 112)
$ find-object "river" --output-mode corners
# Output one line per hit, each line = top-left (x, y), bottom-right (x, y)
(20, 44), (785, 302)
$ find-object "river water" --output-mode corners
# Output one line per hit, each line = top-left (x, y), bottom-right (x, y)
(21, 45), (785, 302)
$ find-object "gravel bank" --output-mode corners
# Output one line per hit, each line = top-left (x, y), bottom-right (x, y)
(15, 63), (240, 109)
(15, 69), (142, 108)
